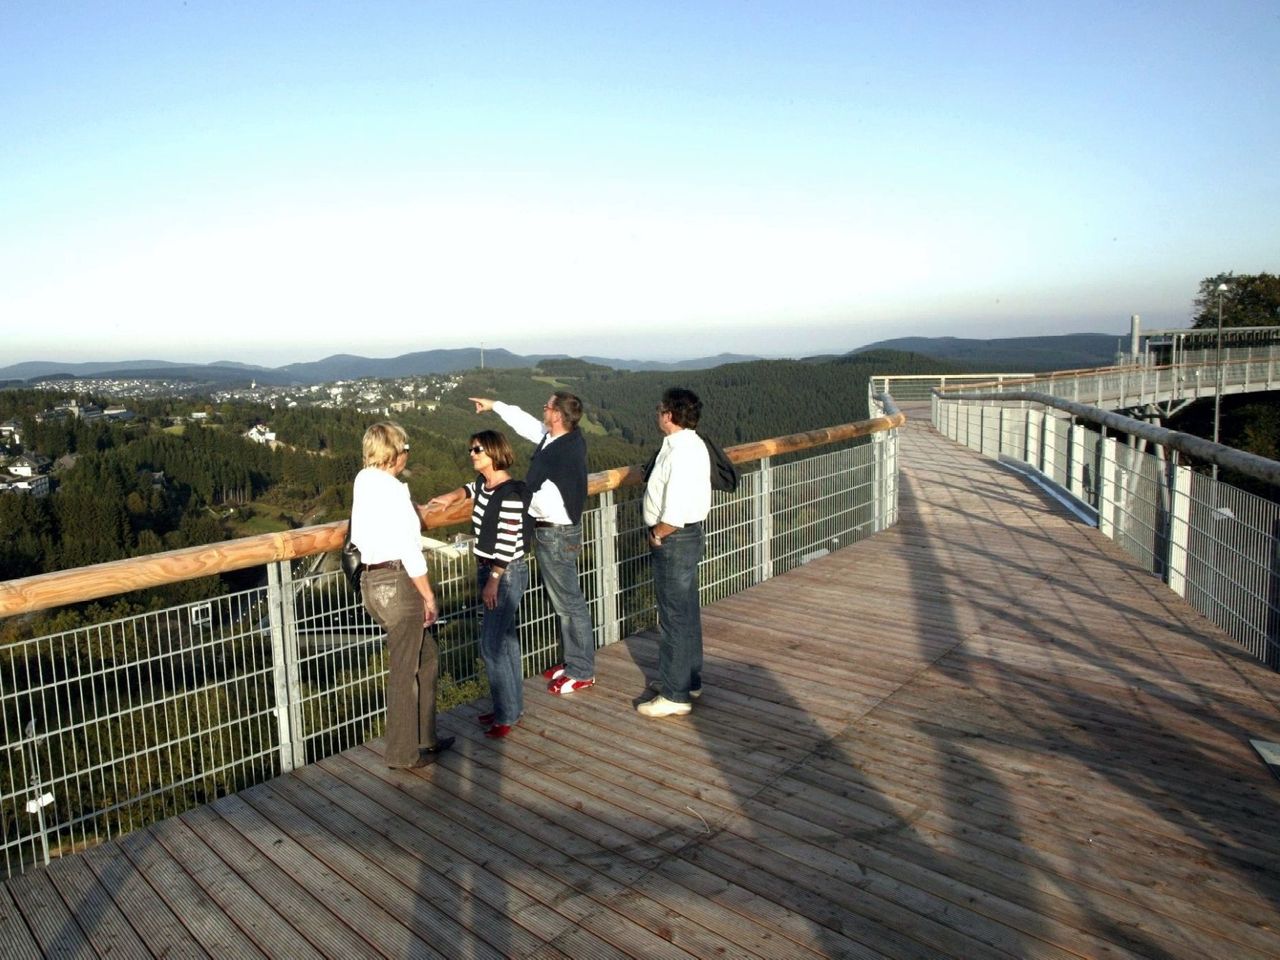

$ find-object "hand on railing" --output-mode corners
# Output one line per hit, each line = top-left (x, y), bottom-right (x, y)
(417, 494), (471, 530)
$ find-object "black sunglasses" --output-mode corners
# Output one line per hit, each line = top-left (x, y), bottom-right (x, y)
(469, 445), (485, 455)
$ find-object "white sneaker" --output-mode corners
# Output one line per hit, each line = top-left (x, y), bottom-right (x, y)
(649, 680), (702, 699)
(637, 694), (692, 717)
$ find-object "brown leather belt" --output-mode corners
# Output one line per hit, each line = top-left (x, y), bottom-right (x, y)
(364, 560), (403, 571)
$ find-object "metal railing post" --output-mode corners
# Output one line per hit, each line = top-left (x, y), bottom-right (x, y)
(886, 429), (900, 527)
(267, 560), (305, 772)
(756, 457), (774, 580)
(1098, 436), (1117, 538)
(1025, 408), (1038, 465)
(1041, 410), (1056, 478)
(594, 490), (621, 647)
(1069, 422), (1085, 499)
(1166, 463), (1192, 597)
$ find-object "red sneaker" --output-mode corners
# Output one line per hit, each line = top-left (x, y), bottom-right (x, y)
(484, 723), (514, 739)
(547, 675), (596, 696)
(541, 664), (566, 681)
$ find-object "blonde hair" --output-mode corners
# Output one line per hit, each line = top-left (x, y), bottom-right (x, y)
(363, 421), (409, 469)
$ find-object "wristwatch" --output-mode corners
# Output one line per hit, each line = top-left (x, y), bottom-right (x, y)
(490, 569), (503, 580)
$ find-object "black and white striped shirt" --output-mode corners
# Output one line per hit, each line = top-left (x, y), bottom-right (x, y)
(466, 478), (528, 565)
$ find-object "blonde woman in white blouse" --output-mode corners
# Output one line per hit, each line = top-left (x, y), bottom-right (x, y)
(350, 421), (454, 768)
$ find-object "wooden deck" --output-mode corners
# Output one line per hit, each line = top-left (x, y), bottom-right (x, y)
(4, 414), (1280, 959)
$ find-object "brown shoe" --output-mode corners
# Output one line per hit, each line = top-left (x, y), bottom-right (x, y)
(388, 756), (430, 770)
(420, 736), (455, 761)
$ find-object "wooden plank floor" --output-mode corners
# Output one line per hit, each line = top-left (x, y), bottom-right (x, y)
(4, 413), (1280, 959)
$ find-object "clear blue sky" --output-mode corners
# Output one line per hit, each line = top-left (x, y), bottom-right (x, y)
(3, 1), (1277, 366)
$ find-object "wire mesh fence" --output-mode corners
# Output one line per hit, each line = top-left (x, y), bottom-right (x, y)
(934, 396), (1280, 674)
(0, 432), (897, 877)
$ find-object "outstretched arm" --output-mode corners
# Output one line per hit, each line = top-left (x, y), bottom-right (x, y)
(417, 486), (469, 526)
(474, 399), (544, 445)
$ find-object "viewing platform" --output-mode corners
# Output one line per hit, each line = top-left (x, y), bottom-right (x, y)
(4, 409), (1277, 958)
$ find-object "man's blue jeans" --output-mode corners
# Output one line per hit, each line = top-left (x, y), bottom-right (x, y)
(535, 523), (596, 679)
(477, 557), (528, 725)
(651, 524), (704, 704)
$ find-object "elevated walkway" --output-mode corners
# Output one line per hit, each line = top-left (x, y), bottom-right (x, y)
(3, 414), (1278, 958)
(880, 354), (1280, 417)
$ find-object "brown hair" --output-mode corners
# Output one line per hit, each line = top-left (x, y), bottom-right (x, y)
(549, 391), (583, 430)
(469, 430), (515, 471)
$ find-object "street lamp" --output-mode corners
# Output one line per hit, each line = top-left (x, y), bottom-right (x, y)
(1211, 282), (1230, 485)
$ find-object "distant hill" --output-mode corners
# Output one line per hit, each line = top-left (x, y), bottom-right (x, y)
(0, 333), (1126, 385)
(0, 358), (266, 379)
(276, 348), (533, 382)
(0, 348), (762, 385)
(578, 352), (761, 371)
(855, 335), (1126, 371)
(848, 334), (1123, 372)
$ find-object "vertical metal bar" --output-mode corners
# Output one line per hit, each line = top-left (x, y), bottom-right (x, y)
(1166, 462), (1192, 597)
(887, 430), (900, 527)
(1099, 435), (1117, 539)
(1041, 410), (1056, 478)
(1069, 422), (1085, 499)
(756, 457), (774, 581)
(594, 490), (621, 648)
(1025, 408), (1038, 465)
(266, 561), (301, 773)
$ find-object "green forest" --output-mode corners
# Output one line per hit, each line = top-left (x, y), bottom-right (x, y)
(0, 349), (959, 586)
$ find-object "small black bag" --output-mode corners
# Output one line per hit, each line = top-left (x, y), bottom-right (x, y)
(702, 435), (740, 493)
(341, 520), (363, 595)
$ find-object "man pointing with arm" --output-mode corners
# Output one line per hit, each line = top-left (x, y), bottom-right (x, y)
(470, 392), (597, 695)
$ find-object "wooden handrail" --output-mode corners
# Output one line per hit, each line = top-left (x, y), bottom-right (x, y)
(0, 412), (904, 618)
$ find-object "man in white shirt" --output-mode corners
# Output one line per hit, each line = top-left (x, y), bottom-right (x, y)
(638, 387), (712, 718)
(470, 392), (597, 694)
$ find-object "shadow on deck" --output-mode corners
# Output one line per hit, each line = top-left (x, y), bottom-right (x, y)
(3, 415), (1279, 959)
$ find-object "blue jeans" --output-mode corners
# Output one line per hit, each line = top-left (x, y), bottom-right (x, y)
(477, 557), (528, 725)
(535, 523), (596, 679)
(651, 524), (703, 704)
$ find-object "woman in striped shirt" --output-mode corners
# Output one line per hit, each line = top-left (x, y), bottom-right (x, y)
(429, 430), (532, 739)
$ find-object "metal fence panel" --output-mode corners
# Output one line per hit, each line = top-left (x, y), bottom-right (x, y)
(935, 396), (1280, 673)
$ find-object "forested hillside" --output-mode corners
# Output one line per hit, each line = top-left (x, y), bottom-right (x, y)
(0, 350), (957, 598)
(451, 349), (963, 448)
